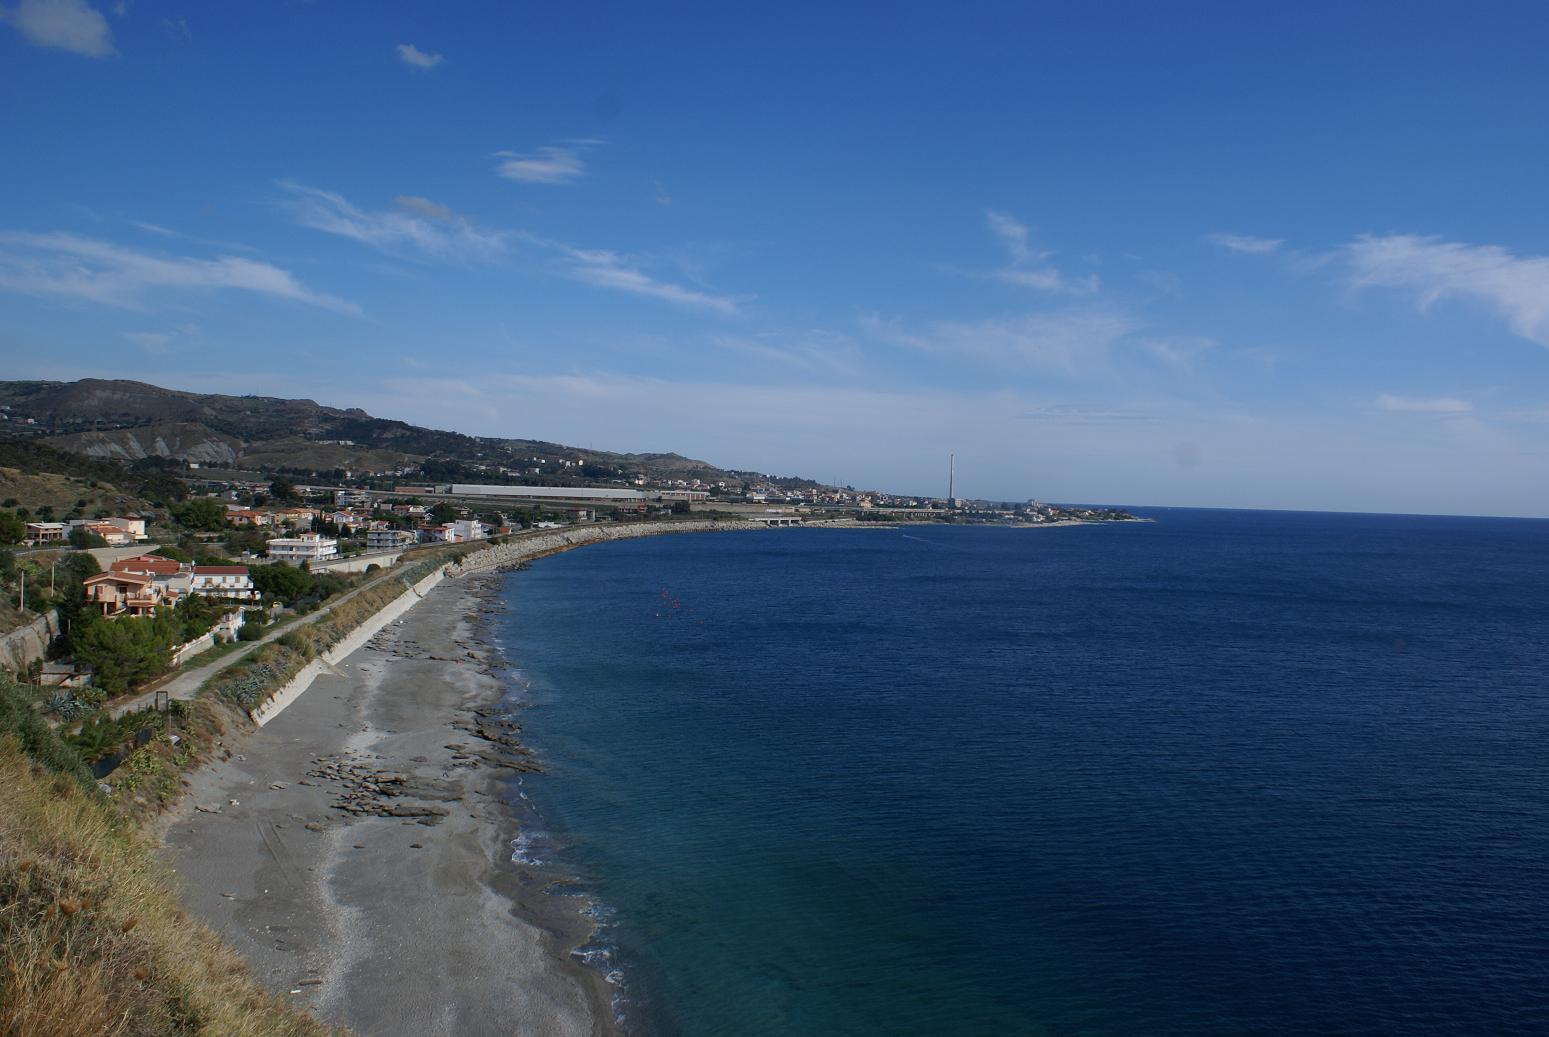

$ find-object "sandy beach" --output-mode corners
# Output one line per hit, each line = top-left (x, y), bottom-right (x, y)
(158, 572), (613, 1037)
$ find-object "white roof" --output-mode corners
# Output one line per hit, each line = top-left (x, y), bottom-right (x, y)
(450, 483), (645, 501)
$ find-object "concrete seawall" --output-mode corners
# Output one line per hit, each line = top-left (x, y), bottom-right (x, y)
(250, 566), (446, 726)
(447, 518), (760, 577)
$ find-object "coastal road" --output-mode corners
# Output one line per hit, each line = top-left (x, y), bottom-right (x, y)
(108, 562), (427, 719)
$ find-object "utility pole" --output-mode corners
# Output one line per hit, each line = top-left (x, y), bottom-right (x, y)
(18, 572), (23, 613)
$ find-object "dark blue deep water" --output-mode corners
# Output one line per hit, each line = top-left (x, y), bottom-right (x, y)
(497, 510), (1549, 1036)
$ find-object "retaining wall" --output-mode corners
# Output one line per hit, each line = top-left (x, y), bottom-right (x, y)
(0, 610), (61, 674)
(250, 565), (446, 727)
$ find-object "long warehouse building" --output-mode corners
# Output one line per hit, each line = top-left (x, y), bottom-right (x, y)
(448, 483), (648, 502)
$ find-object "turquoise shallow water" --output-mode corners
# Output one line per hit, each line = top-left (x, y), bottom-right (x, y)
(496, 510), (1549, 1036)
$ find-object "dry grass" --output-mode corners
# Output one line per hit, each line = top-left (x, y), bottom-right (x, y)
(0, 740), (350, 1037)
(102, 699), (235, 826)
(0, 466), (147, 518)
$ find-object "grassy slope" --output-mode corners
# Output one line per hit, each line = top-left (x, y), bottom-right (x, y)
(0, 467), (149, 518)
(0, 549), (474, 1036)
(0, 731), (348, 1037)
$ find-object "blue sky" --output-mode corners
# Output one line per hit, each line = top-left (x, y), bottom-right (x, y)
(5, 2), (1549, 515)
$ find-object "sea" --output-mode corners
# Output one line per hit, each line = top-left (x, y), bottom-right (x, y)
(493, 508), (1549, 1036)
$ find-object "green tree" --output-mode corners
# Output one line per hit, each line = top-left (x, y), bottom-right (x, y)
(249, 562), (313, 604)
(136, 470), (188, 505)
(68, 612), (176, 694)
(269, 477), (300, 503)
(68, 526), (108, 549)
(224, 527), (269, 556)
(0, 511), (24, 544)
(174, 498), (227, 531)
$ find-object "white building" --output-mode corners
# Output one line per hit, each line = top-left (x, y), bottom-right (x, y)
(190, 565), (259, 602)
(105, 516), (149, 541)
(25, 522), (67, 543)
(327, 510), (370, 533)
(266, 533), (339, 566)
(430, 519), (489, 544)
(366, 528), (417, 551)
(213, 610), (245, 640)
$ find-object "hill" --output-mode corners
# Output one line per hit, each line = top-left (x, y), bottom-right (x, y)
(0, 379), (781, 490)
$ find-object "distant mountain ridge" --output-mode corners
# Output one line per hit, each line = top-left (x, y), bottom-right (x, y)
(0, 379), (763, 487)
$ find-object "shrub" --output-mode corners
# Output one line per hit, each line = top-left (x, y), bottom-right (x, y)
(0, 681), (94, 788)
(68, 526), (108, 550)
(0, 511), (24, 545)
(276, 631), (309, 653)
(42, 692), (95, 723)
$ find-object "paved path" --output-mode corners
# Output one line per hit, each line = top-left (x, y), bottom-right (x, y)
(108, 564), (416, 718)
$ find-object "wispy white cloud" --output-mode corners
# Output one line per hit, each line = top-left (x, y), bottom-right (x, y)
(280, 182), (732, 310)
(654, 181), (673, 207)
(987, 210), (1033, 264)
(1207, 232), (1283, 254)
(980, 211), (1098, 294)
(1141, 335), (1218, 369)
(4, 0), (114, 57)
(392, 195), (454, 221)
(0, 231), (359, 314)
(710, 330), (861, 376)
(1343, 234), (1549, 347)
(1016, 404), (1159, 424)
(279, 181), (505, 264)
(396, 42), (443, 70)
(544, 239), (739, 314)
(494, 144), (591, 185)
(126, 219), (258, 253)
(1373, 393), (1473, 414)
(865, 309), (1135, 375)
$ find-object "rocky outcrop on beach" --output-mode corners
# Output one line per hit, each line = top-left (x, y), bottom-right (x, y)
(306, 753), (457, 822)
